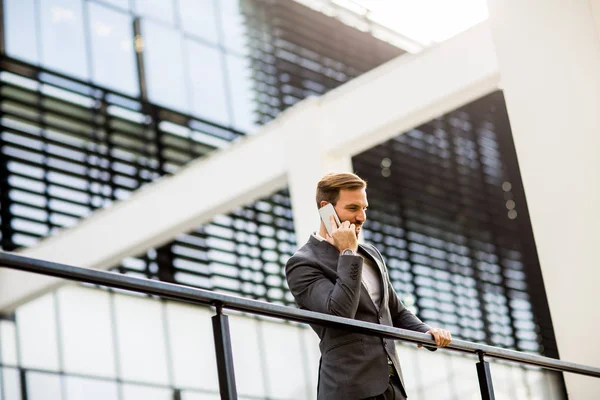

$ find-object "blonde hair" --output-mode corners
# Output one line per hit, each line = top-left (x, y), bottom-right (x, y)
(316, 173), (367, 208)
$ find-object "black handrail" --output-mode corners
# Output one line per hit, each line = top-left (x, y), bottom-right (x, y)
(1, 251), (599, 399)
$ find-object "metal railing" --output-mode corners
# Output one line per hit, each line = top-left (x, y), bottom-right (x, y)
(1, 251), (599, 400)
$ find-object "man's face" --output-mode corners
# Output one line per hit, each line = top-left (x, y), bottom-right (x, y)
(332, 188), (368, 236)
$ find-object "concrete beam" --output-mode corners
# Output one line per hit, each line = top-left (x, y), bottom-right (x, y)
(318, 22), (500, 158)
(0, 22), (500, 311)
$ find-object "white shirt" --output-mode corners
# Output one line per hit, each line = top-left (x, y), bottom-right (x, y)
(312, 232), (382, 310)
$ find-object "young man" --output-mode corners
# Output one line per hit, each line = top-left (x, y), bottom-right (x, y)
(285, 173), (452, 400)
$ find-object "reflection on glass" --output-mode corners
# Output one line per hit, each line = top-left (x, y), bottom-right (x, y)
(186, 40), (230, 125)
(228, 315), (265, 397)
(225, 53), (257, 132)
(39, 0), (89, 79)
(180, 393), (220, 400)
(261, 321), (308, 399)
(179, 0), (219, 44)
(142, 20), (188, 112)
(2, 368), (22, 400)
(97, 0), (130, 11)
(122, 384), (172, 400)
(134, 0), (175, 24)
(16, 294), (60, 371)
(114, 294), (170, 385)
(57, 286), (117, 378)
(65, 376), (119, 400)
(27, 371), (63, 400)
(88, 2), (138, 96)
(0, 320), (18, 365)
(5, 0), (39, 64)
(166, 302), (219, 390)
(218, 0), (248, 55)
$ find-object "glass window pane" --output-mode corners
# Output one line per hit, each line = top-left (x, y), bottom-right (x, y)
(178, 0), (219, 45)
(16, 294), (60, 371)
(142, 20), (188, 113)
(65, 376), (119, 400)
(39, 0), (89, 79)
(134, 0), (174, 24)
(228, 315), (265, 397)
(2, 367), (22, 400)
(95, 0), (130, 11)
(261, 320), (308, 399)
(225, 54), (257, 133)
(4, 0), (39, 64)
(57, 286), (116, 378)
(181, 393), (255, 400)
(165, 302), (218, 391)
(186, 40), (230, 125)
(114, 294), (170, 385)
(180, 393), (219, 400)
(122, 384), (172, 400)
(302, 328), (321, 394)
(0, 320), (18, 365)
(27, 371), (62, 400)
(219, 0), (248, 55)
(88, 2), (139, 96)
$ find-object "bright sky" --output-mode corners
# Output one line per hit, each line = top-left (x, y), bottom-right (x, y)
(334, 0), (489, 47)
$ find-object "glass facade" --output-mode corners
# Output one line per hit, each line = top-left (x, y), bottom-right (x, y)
(0, 287), (565, 400)
(0, 0), (566, 398)
(4, 0), (257, 132)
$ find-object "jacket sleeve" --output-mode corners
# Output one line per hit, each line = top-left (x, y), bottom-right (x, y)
(285, 253), (364, 319)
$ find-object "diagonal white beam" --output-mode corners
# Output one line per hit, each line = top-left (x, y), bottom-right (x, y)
(318, 21), (500, 158)
(0, 22), (500, 311)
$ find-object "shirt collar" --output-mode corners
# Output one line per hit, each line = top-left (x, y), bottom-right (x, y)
(312, 231), (327, 242)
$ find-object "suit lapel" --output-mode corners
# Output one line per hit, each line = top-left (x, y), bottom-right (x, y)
(359, 243), (388, 310)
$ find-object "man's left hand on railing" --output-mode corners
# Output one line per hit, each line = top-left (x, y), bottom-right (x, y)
(418, 328), (453, 348)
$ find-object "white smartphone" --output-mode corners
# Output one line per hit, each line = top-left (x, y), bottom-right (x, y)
(318, 203), (342, 236)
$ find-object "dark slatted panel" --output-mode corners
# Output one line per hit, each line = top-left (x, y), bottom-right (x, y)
(353, 92), (552, 354)
(244, 0), (403, 122)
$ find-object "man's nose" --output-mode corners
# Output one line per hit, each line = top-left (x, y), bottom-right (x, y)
(356, 210), (366, 222)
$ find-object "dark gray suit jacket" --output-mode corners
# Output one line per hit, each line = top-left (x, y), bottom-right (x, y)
(285, 236), (432, 400)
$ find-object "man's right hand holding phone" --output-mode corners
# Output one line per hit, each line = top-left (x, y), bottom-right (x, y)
(326, 215), (358, 254)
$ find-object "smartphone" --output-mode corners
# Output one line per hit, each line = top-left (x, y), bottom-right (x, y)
(318, 203), (342, 236)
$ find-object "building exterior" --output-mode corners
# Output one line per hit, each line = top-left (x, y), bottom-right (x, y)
(0, 0), (575, 399)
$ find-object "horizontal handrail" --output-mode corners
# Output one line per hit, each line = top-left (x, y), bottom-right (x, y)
(1, 251), (599, 379)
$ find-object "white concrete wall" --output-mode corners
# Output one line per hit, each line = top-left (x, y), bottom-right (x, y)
(486, 1), (600, 398)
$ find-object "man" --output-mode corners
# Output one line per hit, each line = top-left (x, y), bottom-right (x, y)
(285, 173), (452, 400)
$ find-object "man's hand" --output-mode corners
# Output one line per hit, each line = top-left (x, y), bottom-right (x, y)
(326, 215), (358, 253)
(418, 328), (452, 348)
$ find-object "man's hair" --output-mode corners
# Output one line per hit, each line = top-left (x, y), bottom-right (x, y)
(316, 173), (367, 207)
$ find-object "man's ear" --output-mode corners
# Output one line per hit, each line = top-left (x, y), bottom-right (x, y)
(319, 201), (328, 208)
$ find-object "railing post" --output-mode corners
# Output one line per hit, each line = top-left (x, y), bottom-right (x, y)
(476, 351), (495, 400)
(19, 368), (28, 400)
(172, 389), (182, 400)
(212, 303), (238, 400)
